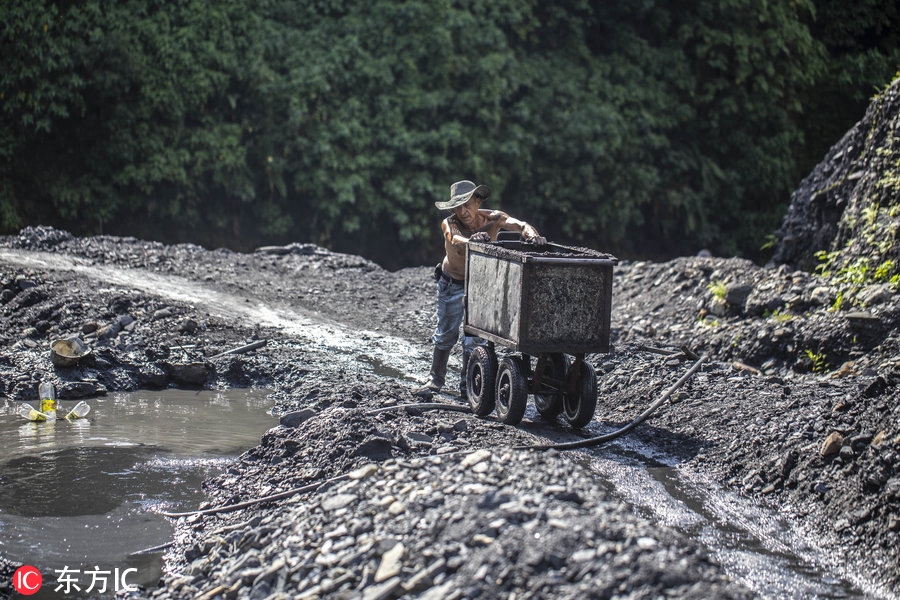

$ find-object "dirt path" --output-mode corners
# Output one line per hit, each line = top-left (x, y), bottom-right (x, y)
(0, 248), (425, 384)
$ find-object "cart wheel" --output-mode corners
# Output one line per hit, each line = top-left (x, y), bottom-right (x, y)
(533, 353), (567, 420)
(467, 345), (497, 416)
(495, 356), (528, 425)
(563, 360), (597, 428)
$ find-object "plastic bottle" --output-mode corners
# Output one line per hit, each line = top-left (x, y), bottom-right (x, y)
(17, 403), (48, 422)
(64, 401), (91, 420)
(38, 381), (57, 420)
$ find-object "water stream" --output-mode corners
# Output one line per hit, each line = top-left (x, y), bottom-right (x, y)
(577, 432), (895, 600)
(0, 389), (276, 599)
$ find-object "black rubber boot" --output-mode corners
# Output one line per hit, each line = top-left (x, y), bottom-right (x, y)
(412, 347), (451, 398)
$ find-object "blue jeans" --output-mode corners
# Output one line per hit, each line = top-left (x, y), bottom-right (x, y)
(432, 278), (484, 386)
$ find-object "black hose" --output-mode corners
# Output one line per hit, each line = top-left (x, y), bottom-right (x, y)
(366, 355), (708, 452)
(157, 474), (349, 519)
(129, 541), (175, 556)
(158, 355), (707, 519)
(515, 354), (708, 451)
(159, 404), (472, 520)
(366, 401), (471, 415)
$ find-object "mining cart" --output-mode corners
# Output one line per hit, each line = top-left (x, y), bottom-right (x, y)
(463, 235), (617, 428)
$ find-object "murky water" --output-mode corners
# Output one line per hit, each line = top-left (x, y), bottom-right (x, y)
(0, 389), (276, 599)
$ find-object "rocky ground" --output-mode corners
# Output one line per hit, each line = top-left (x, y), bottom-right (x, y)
(2, 76), (899, 600)
(0, 222), (898, 600)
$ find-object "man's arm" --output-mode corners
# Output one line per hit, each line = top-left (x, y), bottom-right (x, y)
(442, 218), (470, 246)
(494, 212), (547, 245)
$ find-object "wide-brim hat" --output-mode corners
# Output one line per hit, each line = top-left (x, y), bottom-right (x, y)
(435, 180), (491, 210)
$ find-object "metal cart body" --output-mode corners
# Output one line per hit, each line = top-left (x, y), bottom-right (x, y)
(462, 239), (617, 427)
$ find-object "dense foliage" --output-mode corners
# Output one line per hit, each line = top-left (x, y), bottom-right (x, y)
(2, 0), (898, 267)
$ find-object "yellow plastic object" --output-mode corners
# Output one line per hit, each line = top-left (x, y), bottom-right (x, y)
(64, 401), (91, 420)
(39, 381), (57, 419)
(17, 403), (49, 422)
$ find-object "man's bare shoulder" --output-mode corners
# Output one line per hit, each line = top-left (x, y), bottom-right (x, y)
(482, 209), (506, 221)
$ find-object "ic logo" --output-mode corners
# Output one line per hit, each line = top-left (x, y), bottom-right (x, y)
(13, 565), (43, 595)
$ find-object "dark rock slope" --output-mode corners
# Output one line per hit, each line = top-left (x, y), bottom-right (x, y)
(774, 76), (900, 277)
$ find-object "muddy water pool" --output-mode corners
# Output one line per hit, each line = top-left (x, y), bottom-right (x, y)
(0, 388), (276, 599)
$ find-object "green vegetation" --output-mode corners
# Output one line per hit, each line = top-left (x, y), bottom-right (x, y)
(804, 349), (829, 373)
(875, 259), (898, 283)
(764, 309), (794, 323)
(698, 316), (721, 328)
(707, 280), (728, 303)
(816, 252), (900, 287)
(831, 291), (846, 312)
(815, 251), (900, 310)
(2, 0), (899, 267)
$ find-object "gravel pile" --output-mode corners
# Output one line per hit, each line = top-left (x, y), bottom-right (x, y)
(153, 441), (749, 600)
(2, 222), (899, 597)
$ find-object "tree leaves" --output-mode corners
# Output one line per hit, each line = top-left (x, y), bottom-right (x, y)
(1, 0), (897, 265)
